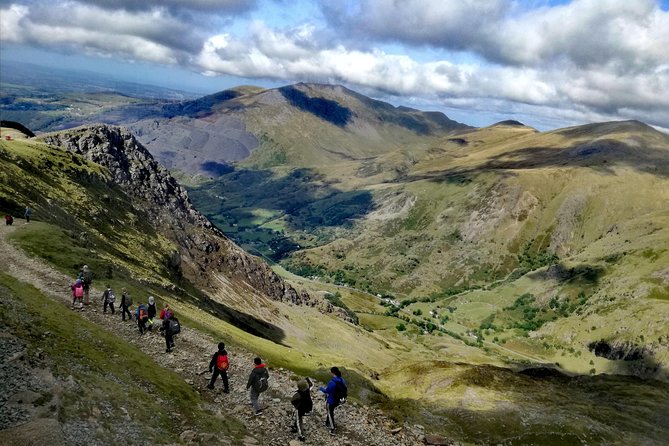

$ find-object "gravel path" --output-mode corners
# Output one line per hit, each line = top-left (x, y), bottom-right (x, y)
(0, 225), (429, 445)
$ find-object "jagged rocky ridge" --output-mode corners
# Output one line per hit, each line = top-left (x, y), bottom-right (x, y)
(39, 125), (346, 318)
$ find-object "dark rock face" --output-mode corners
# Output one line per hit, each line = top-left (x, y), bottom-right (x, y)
(38, 125), (349, 318)
(588, 340), (646, 361)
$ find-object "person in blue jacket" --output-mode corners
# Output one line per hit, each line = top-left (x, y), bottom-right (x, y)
(319, 366), (346, 436)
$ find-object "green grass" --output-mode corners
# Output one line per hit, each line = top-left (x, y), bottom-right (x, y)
(0, 272), (247, 443)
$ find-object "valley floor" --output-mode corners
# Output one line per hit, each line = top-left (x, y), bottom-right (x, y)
(0, 224), (434, 445)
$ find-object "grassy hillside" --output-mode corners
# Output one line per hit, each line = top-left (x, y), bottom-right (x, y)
(3, 124), (669, 444)
(0, 272), (246, 444)
(189, 120), (669, 383)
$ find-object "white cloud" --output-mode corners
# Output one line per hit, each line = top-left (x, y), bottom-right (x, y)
(1, 2), (197, 63)
(1, 0), (668, 129)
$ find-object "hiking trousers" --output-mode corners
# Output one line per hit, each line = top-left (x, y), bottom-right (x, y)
(165, 332), (174, 351)
(209, 369), (229, 390)
(83, 284), (90, 305)
(293, 409), (305, 437)
(325, 402), (337, 431)
(250, 388), (261, 412)
(121, 304), (132, 321)
(103, 301), (115, 314)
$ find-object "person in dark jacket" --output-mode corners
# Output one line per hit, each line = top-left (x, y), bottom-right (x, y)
(24, 206), (32, 223)
(159, 312), (177, 353)
(101, 285), (115, 314)
(290, 377), (313, 441)
(319, 367), (346, 436)
(147, 296), (157, 331)
(246, 357), (269, 415)
(120, 287), (132, 321)
(207, 342), (230, 392)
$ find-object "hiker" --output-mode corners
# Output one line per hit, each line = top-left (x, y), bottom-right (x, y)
(136, 303), (149, 334)
(159, 311), (179, 353)
(24, 206), (32, 223)
(319, 366), (347, 436)
(147, 296), (157, 331)
(119, 288), (133, 321)
(290, 377), (313, 441)
(4, 215), (13, 226)
(207, 342), (230, 393)
(159, 304), (171, 320)
(102, 285), (115, 314)
(246, 357), (269, 416)
(79, 265), (93, 305)
(71, 279), (84, 310)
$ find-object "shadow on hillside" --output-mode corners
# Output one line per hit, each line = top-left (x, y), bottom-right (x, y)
(279, 86), (353, 127)
(379, 361), (669, 445)
(188, 167), (374, 260)
(199, 294), (287, 345)
(527, 262), (606, 285)
(411, 138), (669, 182)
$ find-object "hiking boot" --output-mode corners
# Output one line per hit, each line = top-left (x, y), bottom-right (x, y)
(329, 430), (336, 436)
(255, 410), (263, 416)
(206, 384), (214, 390)
(223, 389), (230, 394)
(298, 435), (305, 441)
(165, 348), (172, 353)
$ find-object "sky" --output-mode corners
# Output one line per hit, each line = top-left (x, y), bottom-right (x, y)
(1, 0), (669, 131)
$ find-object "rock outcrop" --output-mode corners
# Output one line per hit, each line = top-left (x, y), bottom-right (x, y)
(39, 125), (345, 316)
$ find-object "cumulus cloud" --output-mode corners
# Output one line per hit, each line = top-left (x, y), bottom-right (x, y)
(1, 0), (668, 129)
(1, 1), (201, 63)
(320, 0), (507, 52)
(319, 0), (669, 71)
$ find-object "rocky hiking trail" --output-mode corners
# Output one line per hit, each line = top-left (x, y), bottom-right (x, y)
(0, 225), (438, 446)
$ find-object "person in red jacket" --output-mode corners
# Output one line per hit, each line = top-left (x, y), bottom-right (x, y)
(71, 279), (84, 310)
(207, 342), (230, 393)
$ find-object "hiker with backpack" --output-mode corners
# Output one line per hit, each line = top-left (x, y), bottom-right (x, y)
(120, 288), (133, 321)
(319, 366), (347, 436)
(24, 206), (32, 223)
(290, 377), (313, 441)
(102, 285), (115, 314)
(71, 279), (84, 310)
(147, 296), (157, 331)
(207, 342), (230, 393)
(159, 311), (179, 353)
(79, 265), (93, 305)
(159, 304), (171, 321)
(136, 304), (149, 334)
(246, 357), (269, 416)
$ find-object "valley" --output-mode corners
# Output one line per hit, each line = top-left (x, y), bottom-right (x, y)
(1, 78), (668, 445)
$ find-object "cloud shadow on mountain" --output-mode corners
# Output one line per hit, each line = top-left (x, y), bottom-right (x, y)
(279, 86), (353, 127)
(412, 138), (669, 183)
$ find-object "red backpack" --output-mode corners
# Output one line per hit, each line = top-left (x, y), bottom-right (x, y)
(74, 285), (84, 298)
(216, 353), (229, 371)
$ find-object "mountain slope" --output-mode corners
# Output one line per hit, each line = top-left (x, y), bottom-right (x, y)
(127, 83), (469, 175)
(3, 124), (669, 445)
(190, 119), (669, 383)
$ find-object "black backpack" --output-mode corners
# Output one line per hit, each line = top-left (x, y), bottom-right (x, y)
(333, 380), (347, 405)
(168, 318), (181, 335)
